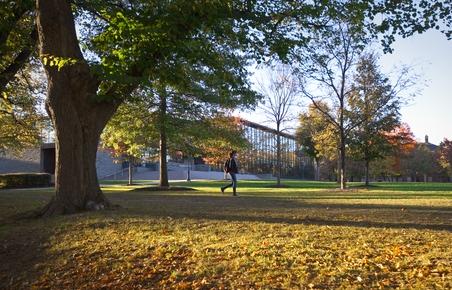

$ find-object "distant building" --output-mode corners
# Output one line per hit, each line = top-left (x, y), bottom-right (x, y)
(238, 118), (310, 178)
(0, 148), (41, 174)
(0, 144), (122, 179)
(1, 118), (311, 179)
(405, 135), (448, 182)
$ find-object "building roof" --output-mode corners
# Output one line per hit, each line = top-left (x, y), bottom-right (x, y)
(419, 135), (438, 151)
(237, 118), (296, 140)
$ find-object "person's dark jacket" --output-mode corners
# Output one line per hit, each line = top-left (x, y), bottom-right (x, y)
(227, 158), (239, 174)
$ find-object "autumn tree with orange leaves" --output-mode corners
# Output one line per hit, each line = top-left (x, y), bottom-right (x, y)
(383, 123), (416, 179)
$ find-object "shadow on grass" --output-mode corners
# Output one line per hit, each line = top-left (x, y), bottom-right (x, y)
(0, 222), (54, 288)
(109, 193), (452, 233)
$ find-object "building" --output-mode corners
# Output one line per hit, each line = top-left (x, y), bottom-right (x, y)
(1, 118), (311, 180)
(238, 118), (310, 178)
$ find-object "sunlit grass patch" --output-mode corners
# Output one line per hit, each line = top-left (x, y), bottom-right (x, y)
(0, 180), (451, 289)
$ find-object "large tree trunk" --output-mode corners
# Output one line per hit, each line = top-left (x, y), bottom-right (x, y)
(36, 0), (119, 216)
(159, 93), (169, 188)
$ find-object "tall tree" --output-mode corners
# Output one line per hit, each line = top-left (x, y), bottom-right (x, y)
(103, 95), (249, 187)
(347, 53), (403, 186)
(257, 65), (298, 186)
(35, 0), (298, 215)
(296, 19), (368, 189)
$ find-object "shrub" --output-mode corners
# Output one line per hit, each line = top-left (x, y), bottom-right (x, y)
(0, 173), (52, 189)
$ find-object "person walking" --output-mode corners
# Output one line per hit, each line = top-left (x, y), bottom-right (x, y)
(221, 151), (239, 196)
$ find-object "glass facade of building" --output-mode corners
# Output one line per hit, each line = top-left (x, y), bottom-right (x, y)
(238, 119), (309, 178)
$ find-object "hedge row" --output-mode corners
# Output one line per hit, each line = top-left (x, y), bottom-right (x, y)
(0, 173), (52, 189)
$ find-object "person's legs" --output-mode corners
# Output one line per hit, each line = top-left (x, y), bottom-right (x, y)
(230, 173), (238, 196)
(221, 176), (234, 193)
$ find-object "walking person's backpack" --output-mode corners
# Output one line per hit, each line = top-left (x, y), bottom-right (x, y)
(224, 158), (231, 173)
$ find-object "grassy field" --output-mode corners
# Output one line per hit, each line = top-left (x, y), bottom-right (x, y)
(0, 180), (451, 289)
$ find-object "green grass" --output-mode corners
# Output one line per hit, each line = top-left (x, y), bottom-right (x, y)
(1, 180), (451, 289)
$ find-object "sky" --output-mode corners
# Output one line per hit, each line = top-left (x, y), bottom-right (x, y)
(379, 30), (452, 145)
(238, 30), (452, 145)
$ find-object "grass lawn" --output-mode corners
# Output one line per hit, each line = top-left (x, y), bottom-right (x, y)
(0, 180), (451, 289)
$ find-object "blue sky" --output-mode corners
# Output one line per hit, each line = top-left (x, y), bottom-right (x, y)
(379, 30), (452, 145)
(240, 30), (451, 145)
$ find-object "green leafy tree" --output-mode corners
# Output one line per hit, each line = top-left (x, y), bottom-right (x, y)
(0, 1), (47, 153)
(101, 99), (158, 185)
(103, 93), (248, 187)
(296, 102), (337, 181)
(370, 0), (452, 53)
(0, 61), (48, 153)
(35, 0), (300, 215)
(347, 53), (402, 186)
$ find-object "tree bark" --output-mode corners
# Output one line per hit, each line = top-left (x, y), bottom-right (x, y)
(159, 93), (169, 188)
(36, 0), (120, 216)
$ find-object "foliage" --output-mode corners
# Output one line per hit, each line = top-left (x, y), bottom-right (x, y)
(189, 116), (249, 165)
(0, 1), (48, 154)
(102, 97), (248, 167)
(101, 98), (158, 162)
(403, 144), (440, 182)
(296, 102), (338, 180)
(0, 0), (35, 93)
(438, 138), (452, 179)
(347, 53), (403, 185)
(384, 123), (417, 177)
(74, 0), (305, 106)
(348, 53), (401, 160)
(0, 61), (48, 153)
(1, 180), (451, 288)
(370, 0), (452, 52)
(296, 17), (369, 189)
